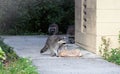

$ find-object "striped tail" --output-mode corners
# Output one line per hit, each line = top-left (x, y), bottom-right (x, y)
(40, 44), (48, 53)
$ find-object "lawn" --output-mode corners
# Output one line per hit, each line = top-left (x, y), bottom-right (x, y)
(0, 37), (38, 74)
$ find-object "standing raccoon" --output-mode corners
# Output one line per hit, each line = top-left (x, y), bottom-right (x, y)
(48, 23), (59, 35)
(40, 35), (66, 56)
(66, 25), (75, 44)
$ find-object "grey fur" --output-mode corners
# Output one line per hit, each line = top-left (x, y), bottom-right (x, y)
(48, 23), (58, 35)
(67, 25), (75, 44)
(40, 35), (66, 56)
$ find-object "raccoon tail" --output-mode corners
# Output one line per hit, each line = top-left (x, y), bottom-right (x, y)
(40, 45), (48, 53)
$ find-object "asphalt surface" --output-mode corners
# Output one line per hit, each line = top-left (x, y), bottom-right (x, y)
(2, 36), (120, 74)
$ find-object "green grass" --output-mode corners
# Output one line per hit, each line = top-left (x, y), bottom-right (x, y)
(0, 58), (38, 74)
(0, 37), (39, 74)
(0, 37), (18, 61)
(99, 36), (120, 65)
(107, 48), (120, 65)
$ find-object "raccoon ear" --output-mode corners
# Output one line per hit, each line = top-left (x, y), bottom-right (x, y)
(58, 38), (62, 41)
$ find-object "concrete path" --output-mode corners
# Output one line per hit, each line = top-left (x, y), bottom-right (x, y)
(2, 36), (120, 74)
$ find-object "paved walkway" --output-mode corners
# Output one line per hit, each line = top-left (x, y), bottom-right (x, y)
(2, 36), (120, 74)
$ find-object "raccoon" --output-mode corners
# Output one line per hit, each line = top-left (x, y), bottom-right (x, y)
(40, 35), (66, 56)
(66, 25), (75, 44)
(48, 23), (59, 35)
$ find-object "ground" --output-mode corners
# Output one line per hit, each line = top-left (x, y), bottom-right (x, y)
(1, 35), (120, 74)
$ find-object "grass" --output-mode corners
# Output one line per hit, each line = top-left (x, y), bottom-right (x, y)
(0, 58), (38, 74)
(0, 37), (18, 61)
(0, 37), (39, 74)
(99, 35), (120, 65)
(107, 48), (120, 65)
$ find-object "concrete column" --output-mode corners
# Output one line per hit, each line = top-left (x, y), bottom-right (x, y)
(75, 0), (96, 53)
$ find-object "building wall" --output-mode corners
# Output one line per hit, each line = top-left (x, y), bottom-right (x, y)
(96, 0), (120, 54)
(75, 0), (120, 54)
(75, 0), (96, 53)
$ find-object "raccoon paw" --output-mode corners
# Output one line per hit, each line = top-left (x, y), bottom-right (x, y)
(51, 53), (57, 57)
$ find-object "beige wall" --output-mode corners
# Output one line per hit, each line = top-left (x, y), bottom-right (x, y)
(75, 0), (120, 54)
(96, 0), (120, 54)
